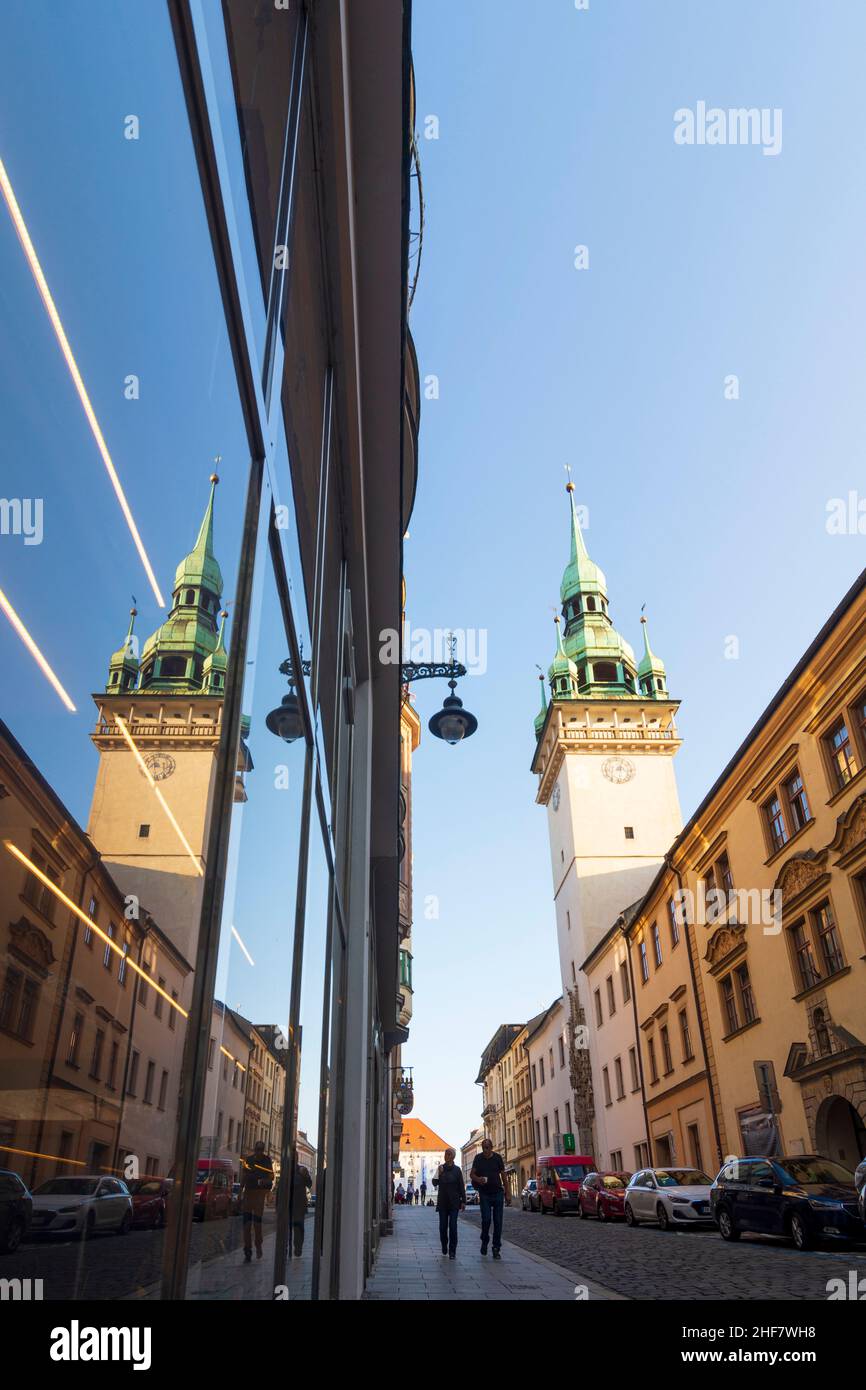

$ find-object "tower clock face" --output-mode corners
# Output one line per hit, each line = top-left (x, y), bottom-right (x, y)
(141, 752), (176, 782)
(602, 756), (635, 785)
(551, 782), (561, 812)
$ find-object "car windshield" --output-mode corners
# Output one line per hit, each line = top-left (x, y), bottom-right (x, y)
(34, 1178), (99, 1196)
(602, 1176), (627, 1190)
(550, 1164), (590, 1181)
(655, 1169), (712, 1187)
(128, 1180), (162, 1196)
(777, 1159), (855, 1186)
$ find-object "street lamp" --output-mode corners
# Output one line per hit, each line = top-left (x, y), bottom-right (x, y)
(402, 633), (478, 746)
(265, 653), (311, 744)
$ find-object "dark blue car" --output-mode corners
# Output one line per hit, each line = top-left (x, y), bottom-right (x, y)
(0, 1169), (32, 1254)
(710, 1155), (864, 1251)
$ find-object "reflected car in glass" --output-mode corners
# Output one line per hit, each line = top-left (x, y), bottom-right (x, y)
(193, 1159), (234, 1222)
(624, 1168), (715, 1230)
(464, 1183), (479, 1206)
(128, 1177), (173, 1229)
(579, 1171), (632, 1221)
(711, 1155), (864, 1250)
(0, 1170), (32, 1254)
(30, 1176), (133, 1237)
(535, 1155), (596, 1216)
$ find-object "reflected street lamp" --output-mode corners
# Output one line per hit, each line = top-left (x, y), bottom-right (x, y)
(265, 653), (311, 744)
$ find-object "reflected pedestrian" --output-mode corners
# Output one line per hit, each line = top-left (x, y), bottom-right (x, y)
(420, 1180), (427, 1206)
(240, 1139), (274, 1262)
(289, 1153), (312, 1257)
(432, 1148), (465, 1258)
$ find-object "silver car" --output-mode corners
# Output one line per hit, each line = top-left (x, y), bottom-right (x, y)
(30, 1175), (133, 1237)
(624, 1167), (715, 1230)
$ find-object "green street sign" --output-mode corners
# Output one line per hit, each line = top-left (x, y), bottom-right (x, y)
(562, 1132), (575, 1154)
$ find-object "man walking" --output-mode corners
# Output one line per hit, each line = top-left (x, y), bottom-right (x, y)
(432, 1148), (465, 1257)
(470, 1137), (509, 1259)
(240, 1138), (274, 1262)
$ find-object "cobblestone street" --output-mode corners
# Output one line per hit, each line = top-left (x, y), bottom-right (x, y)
(459, 1205), (866, 1301)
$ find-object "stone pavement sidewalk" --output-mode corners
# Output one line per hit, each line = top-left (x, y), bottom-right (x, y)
(364, 1205), (625, 1301)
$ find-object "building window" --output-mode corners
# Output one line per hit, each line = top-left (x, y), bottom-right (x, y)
(660, 1025), (673, 1074)
(138, 824), (150, 838)
(118, 941), (128, 986)
(606, 975), (616, 1016)
(23, 850), (60, 921)
(667, 896), (680, 947)
(721, 975), (739, 1034)
(624, 826), (635, 840)
(531, 1064), (537, 1090)
(813, 900), (845, 976)
(535, 1119), (541, 1148)
(554, 1108), (560, 1136)
(764, 794), (788, 853)
(651, 921), (662, 968)
(785, 769), (811, 831)
(543, 1116), (550, 1147)
(539, 1057), (545, 1086)
(155, 978), (165, 1020)
(594, 989), (603, 1027)
(602, 1066), (612, 1106)
(565, 1101), (572, 1133)
(614, 1056), (625, 1099)
(549, 1047), (554, 1076)
(629, 1046), (639, 1090)
(736, 963), (756, 1024)
(679, 1007), (693, 1062)
(611, 1149), (623, 1170)
(635, 1141), (650, 1168)
(0, 967), (38, 1042)
(66, 1012), (84, 1067)
(826, 717), (858, 792)
(620, 960), (631, 1003)
(144, 1060), (155, 1105)
(789, 919), (822, 991)
(558, 1036), (565, 1068)
(716, 850), (734, 895)
(639, 939), (649, 983)
(138, 965), (149, 1007)
(169, 991), (178, 1030)
(103, 922), (115, 969)
(84, 896), (97, 945)
(89, 1029), (105, 1081)
(687, 1123), (703, 1172)
(647, 1037), (658, 1084)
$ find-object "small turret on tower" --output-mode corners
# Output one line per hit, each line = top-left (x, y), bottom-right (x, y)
(105, 607), (139, 693)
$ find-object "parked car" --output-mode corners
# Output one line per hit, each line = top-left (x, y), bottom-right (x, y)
(855, 1157), (866, 1195)
(464, 1184), (479, 1206)
(535, 1154), (595, 1216)
(0, 1169), (32, 1254)
(30, 1175), (132, 1237)
(624, 1168), (714, 1230)
(128, 1177), (172, 1229)
(193, 1158), (233, 1221)
(521, 1178), (538, 1211)
(711, 1155), (864, 1251)
(579, 1171), (632, 1221)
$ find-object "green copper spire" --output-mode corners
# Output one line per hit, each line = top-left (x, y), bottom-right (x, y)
(136, 475), (226, 693)
(534, 672), (548, 738)
(106, 607), (140, 693)
(637, 613), (668, 695)
(548, 616), (579, 699)
(560, 479), (607, 605)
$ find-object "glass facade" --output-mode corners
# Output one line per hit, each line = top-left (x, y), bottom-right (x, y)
(0, 0), (412, 1301)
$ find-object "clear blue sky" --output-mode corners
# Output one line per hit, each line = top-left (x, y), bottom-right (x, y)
(403, 0), (866, 1152)
(2, 3), (866, 1159)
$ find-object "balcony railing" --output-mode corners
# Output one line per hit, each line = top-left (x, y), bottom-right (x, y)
(562, 726), (675, 742)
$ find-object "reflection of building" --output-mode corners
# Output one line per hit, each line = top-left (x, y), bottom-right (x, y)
(389, 683), (421, 1200)
(0, 720), (191, 1189)
(396, 1118), (450, 1191)
(199, 1001), (252, 1178)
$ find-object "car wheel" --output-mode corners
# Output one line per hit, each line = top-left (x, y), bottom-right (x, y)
(117, 1210), (132, 1236)
(717, 1206), (740, 1241)
(625, 1202), (639, 1227)
(597, 1201), (608, 1223)
(789, 1212), (813, 1251)
(0, 1216), (24, 1254)
(657, 1203), (671, 1231)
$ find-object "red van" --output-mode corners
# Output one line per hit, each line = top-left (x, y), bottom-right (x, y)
(536, 1154), (595, 1216)
(193, 1158), (233, 1222)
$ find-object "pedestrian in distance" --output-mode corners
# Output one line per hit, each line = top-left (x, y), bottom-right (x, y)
(432, 1148), (465, 1257)
(470, 1137), (509, 1259)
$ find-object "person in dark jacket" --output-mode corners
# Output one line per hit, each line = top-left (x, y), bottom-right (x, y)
(289, 1154), (313, 1257)
(240, 1140), (274, 1262)
(432, 1148), (465, 1257)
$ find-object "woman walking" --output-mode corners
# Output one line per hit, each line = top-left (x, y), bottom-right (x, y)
(432, 1148), (465, 1258)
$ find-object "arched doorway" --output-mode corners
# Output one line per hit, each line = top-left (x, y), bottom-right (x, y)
(815, 1095), (866, 1171)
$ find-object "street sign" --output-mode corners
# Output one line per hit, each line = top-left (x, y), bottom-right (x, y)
(562, 1132), (576, 1153)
